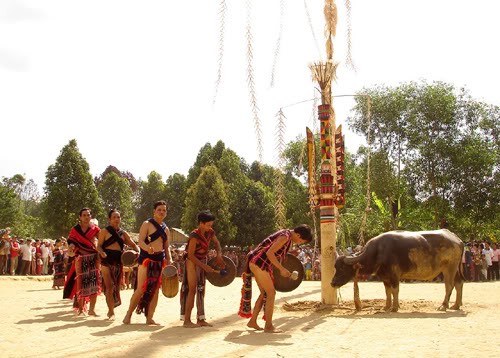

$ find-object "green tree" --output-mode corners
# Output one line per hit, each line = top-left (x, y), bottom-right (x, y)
(247, 162), (275, 188)
(0, 184), (21, 229)
(283, 173), (311, 229)
(349, 81), (499, 240)
(97, 171), (135, 230)
(95, 165), (139, 193)
(186, 143), (216, 188)
(43, 139), (104, 237)
(231, 177), (275, 247)
(164, 173), (187, 229)
(135, 171), (166, 230)
(181, 165), (236, 246)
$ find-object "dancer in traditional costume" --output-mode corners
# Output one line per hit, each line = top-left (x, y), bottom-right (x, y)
(123, 201), (172, 325)
(180, 210), (224, 328)
(63, 208), (101, 315)
(52, 238), (65, 289)
(238, 224), (312, 333)
(97, 209), (139, 320)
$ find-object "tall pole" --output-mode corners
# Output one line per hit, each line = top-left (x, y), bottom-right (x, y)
(309, 0), (339, 304)
(319, 101), (337, 304)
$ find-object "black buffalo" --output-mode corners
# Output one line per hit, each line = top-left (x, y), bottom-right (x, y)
(331, 229), (465, 312)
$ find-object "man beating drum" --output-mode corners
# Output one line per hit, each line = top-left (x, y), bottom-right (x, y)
(180, 210), (225, 328)
(238, 225), (313, 333)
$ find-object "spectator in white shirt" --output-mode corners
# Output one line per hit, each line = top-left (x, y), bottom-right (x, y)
(482, 242), (494, 281)
(41, 241), (50, 275)
(19, 239), (33, 275)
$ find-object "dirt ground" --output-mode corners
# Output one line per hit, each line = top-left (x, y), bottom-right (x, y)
(0, 276), (497, 358)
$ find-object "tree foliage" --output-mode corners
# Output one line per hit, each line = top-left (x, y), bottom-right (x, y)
(349, 81), (499, 242)
(0, 183), (21, 229)
(134, 171), (166, 230)
(2, 82), (496, 246)
(43, 139), (103, 237)
(97, 171), (135, 230)
(164, 173), (187, 229)
(181, 165), (236, 246)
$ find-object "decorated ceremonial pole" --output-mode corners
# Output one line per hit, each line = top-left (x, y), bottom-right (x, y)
(309, 0), (340, 305)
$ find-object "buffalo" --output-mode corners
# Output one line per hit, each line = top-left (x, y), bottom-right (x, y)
(331, 229), (465, 312)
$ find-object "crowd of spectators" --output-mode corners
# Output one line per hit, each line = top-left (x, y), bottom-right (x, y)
(0, 227), (70, 277)
(2, 226), (497, 285)
(462, 241), (500, 281)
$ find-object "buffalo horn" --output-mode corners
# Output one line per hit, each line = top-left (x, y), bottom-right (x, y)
(343, 255), (361, 265)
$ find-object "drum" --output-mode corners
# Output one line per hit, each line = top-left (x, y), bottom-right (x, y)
(273, 253), (304, 292)
(121, 250), (139, 267)
(205, 255), (236, 287)
(161, 265), (179, 298)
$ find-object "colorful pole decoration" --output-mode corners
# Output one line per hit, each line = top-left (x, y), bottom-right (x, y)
(335, 125), (345, 208)
(306, 127), (318, 208)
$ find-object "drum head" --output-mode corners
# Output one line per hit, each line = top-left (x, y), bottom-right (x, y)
(273, 253), (304, 292)
(161, 265), (179, 298)
(162, 265), (178, 278)
(121, 250), (139, 267)
(206, 255), (236, 287)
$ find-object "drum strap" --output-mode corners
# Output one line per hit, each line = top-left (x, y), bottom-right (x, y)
(103, 226), (124, 250)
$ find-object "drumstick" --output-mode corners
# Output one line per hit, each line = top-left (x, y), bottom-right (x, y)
(211, 269), (228, 276)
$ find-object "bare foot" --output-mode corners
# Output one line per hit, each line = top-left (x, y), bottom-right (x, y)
(264, 326), (284, 333)
(76, 311), (87, 317)
(88, 311), (98, 316)
(107, 312), (115, 321)
(183, 321), (199, 328)
(197, 320), (213, 327)
(247, 321), (263, 330)
(146, 319), (160, 325)
(122, 315), (131, 324)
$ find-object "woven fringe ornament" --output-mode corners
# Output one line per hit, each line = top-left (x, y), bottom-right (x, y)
(270, 0), (285, 88)
(213, 0), (227, 105)
(344, 0), (355, 71)
(324, 0), (338, 60)
(246, 0), (263, 162)
(274, 109), (287, 229)
(358, 95), (372, 246)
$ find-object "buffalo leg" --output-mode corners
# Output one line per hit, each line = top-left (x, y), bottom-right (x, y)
(391, 283), (400, 312)
(383, 281), (392, 311)
(450, 270), (464, 310)
(438, 269), (455, 311)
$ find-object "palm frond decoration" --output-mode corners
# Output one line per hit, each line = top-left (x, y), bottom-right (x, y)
(309, 60), (338, 104)
(344, 0), (355, 70)
(246, 0), (263, 162)
(324, 0), (338, 60)
(213, 0), (227, 105)
(274, 108), (287, 229)
(358, 95), (372, 245)
(270, 0), (285, 87)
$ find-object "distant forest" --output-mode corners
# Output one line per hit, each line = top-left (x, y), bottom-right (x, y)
(1, 82), (498, 246)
